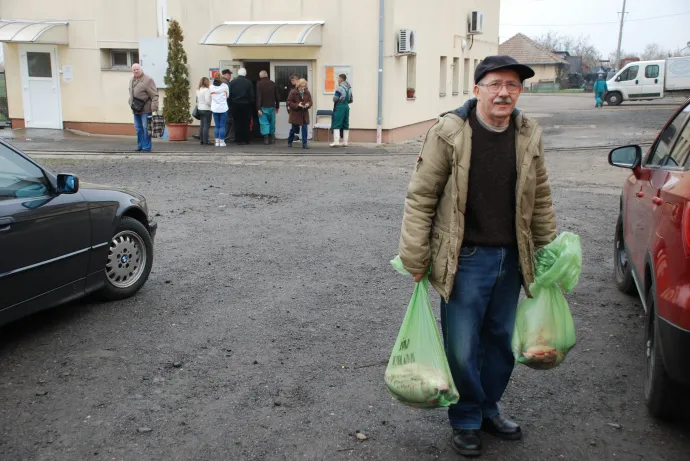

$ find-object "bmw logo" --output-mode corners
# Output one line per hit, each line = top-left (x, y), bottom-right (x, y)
(121, 255), (128, 263)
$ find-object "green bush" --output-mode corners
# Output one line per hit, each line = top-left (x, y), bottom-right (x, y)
(162, 20), (191, 124)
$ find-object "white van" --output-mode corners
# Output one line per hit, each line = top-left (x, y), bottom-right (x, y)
(606, 57), (690, 105)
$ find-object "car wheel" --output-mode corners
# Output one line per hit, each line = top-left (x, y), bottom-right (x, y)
(606, 92), (622, 106)
(644, 283), (681, 419)
(99, 217), (153, 301)
(614, 216), (636, 295)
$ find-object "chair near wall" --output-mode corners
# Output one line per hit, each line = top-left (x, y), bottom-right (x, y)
(313, 109), (333, 143)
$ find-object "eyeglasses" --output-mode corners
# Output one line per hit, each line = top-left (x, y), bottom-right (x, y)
(477, 81), (522, 94)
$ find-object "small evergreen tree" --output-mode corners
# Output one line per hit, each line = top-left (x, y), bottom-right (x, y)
(163, 20), (191, 124)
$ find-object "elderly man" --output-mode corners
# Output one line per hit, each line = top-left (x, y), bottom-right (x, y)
(229, 68), (255, 145)
(256, 70), (280, 144)
(398, 56), (557, 458)
(128, 63), (159, 152)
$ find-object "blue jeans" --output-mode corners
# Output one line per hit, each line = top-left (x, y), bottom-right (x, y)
(259, 107), (276, 135)
(288, 124), (308, 146)
(213, 112), (228, 141)
(441, 246), (522, 429)
(134, 113), (152, 151)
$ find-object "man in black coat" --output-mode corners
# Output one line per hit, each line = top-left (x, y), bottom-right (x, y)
(229, 68), (255, 145)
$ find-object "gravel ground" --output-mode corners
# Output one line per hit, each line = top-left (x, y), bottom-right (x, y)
(1, 97), (690, 461)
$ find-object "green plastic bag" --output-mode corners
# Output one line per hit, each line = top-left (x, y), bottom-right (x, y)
(512, 232), (582, 370)
(384, 256), (460, 408)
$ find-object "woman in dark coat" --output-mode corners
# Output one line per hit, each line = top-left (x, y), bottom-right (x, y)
(287, 78), (312, 149)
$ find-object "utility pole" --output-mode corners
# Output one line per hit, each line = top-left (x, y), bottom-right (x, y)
(614, 0), (627, 70)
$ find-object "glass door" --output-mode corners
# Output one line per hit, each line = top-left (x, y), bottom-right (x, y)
(270, 62), (313, 139)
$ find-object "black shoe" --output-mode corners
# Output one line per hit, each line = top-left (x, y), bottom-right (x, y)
(192, 135), (200, 140)
(452, 429), (482, 457)
(270, 135), (276, 144)
(481, 414), (522, 441)
(264, 137), (270, 145)
(302, 145), (309, 149)
(287, 142), (293, 148)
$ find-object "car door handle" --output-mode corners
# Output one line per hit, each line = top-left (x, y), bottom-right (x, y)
(655, 79), (658, 84)
(652, 197), (663, 206)
(636, 191), (645, 198)
(0, 217), (12, 232)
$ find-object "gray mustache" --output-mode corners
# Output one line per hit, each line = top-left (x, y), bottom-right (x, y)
(493, 97), (512, 104)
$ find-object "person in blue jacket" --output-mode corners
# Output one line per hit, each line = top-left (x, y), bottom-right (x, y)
(593, 74), (608, 108)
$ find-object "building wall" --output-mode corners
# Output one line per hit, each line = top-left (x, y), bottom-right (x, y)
(524, 64), (558, 88)
(0, 0), (499, 139)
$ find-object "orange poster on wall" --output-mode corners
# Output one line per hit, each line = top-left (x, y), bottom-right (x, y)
(324, 66), (336, 93)
(323, 65), (352, 94)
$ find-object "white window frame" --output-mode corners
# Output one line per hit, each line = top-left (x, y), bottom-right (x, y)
(109, 50), (140, 70)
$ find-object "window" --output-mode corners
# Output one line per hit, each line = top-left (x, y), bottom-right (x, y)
(439, 56), (448, 96)
(0, 145), (50, 200)
(463, 58), (470, 94)
(27, 52), (52, 78)
(618, 65), (639, 82)
(108, 50), (140, 69)
(646, 106), (690, 167)
(407, 55), (416, 98)
(452, 58), (460, 95)
(645, 65), (660, 79)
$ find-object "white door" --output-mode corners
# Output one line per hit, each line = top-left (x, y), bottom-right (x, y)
(270, 61), (313, 139)
(614, 63), (643, 99)
(641, 63), (663, 99)
(19, 45), (62, 129)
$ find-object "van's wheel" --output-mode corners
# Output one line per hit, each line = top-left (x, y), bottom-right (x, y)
(99, 217), (153, 301)
(607, 92), (623, 106)
(614, 215), (636, 295)
(644, 281), (681, 420)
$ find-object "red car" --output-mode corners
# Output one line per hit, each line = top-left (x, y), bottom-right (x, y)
(609, 98), (690, 419)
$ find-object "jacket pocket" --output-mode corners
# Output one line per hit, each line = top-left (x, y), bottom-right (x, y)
(430, 228), (451, 284)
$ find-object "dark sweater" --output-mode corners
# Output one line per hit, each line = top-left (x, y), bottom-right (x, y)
(256, 78), (280, 110)
(462, 109), (517, 247)
(229, 76), (254, 105)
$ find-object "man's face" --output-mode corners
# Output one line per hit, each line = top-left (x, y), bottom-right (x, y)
(132, 64), (143, 79)
(291, 77), (297, 86)
(474, 69), (522, 122)
(223, 72), (232, 80)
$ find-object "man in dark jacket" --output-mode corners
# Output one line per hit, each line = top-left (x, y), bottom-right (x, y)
(256, 70), (280, 144)
(229, 68), (255, 145)
(221, 69), (235, 142)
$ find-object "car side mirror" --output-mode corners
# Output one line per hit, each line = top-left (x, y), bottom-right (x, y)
(609, 145), (642, 169)
(57, 173), (79, 194)
(615, 76), (621, 82)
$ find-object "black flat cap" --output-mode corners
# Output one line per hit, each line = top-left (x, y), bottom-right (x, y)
(474, 55), (535, 84)
(222, 69), (233, 75)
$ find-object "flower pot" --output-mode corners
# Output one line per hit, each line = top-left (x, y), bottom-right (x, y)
(166, 122), (189, 141)
(406, 89), (416, 99)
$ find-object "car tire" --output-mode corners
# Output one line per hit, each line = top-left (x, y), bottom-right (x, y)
(98, 217), (153, 301)
(606, 92), (622, 106)
(644, 282), (681, 420)
(614, 216), (636, 295)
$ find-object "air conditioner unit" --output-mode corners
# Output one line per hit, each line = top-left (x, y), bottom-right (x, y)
(468, 11), (484, 35)
(396, 29), (417, 54)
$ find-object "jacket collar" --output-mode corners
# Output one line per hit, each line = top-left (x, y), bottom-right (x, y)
(447, 98), (521, 122)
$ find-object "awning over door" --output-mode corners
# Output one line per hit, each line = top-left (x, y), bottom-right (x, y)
(0, 19), (69, 45)
(200, 21), (324, 46)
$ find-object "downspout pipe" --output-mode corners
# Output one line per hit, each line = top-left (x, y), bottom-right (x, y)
(376, 0), (384, 145)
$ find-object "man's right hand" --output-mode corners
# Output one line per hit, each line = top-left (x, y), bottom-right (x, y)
(412, 273), (424, 283)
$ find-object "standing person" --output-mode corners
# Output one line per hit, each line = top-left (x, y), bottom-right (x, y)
(593, 74), (608, 108)
(210, 75), (229, 147)
(287, 78), (312, 149)
(287, 74), (300, 142)
(398, 56), (557, 458)
(256, 70), (280, 145)
(128, 63), (159, 152)
(330, 74), (354, 147)
(196, 77), (213, 145)
(221, 69), (235, 142)
(229, 68), (255, 145)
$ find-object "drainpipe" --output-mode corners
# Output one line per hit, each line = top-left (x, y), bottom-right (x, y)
(376, 0), (384, 145)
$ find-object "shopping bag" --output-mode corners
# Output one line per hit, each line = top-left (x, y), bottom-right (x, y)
(148, 114), (165, 138)
(384, 256), (459, 408)
(512, 232), (582, 370)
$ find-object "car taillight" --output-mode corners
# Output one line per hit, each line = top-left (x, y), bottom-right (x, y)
(683, 203), (690, 255)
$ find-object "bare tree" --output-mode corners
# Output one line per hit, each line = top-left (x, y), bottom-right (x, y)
(641, 43), (667, 60)
(608, 49), (637, 63)
(532, 32), (601, 71)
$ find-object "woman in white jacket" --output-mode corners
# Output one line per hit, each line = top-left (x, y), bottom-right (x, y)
(196, 77), (212, 145)
(210, 76), (230, 146)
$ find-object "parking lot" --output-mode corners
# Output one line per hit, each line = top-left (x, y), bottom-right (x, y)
(1, 94), (689, 460)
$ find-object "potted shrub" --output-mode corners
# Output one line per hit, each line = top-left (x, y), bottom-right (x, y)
(162, 19), (192, 141)
(407, 88), (416, 99)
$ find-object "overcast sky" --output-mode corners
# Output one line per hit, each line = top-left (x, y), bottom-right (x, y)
(499, 0), (689, 57)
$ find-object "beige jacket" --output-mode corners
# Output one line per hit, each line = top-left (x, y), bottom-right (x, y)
(128, 74), (159, 114)
(399, 99), (557, 301)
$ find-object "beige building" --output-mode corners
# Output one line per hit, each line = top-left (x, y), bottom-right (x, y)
(499, 33), (569, 90)
(0, 0), (499, 142)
